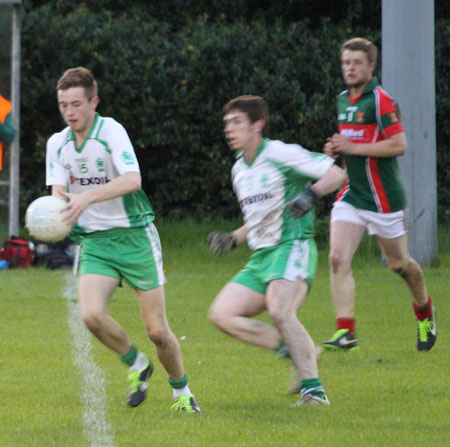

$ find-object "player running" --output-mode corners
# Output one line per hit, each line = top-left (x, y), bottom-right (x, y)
(208, 95), (345, 406)
(322, 38), (436, 352)
(46, 67), (200, 412)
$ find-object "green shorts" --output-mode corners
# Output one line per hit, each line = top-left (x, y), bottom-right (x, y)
(231, 238), (318, 295)
(79, 224), (166, 290)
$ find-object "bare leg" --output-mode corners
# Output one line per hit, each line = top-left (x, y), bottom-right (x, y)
(266, 279), (317, 379)
(136, 286), (185, 381)
(377, 234), (428, 306)
(78, 274), (131, 356)
(208, 282), (281, 349)
(328, 221), (366, 318)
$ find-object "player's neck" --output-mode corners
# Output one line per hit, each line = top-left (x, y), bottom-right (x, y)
(74, 131), (88, 148)
(73, 115), (95, 147)
(242, 136), (263, 164)
(349, 77), (372, 100)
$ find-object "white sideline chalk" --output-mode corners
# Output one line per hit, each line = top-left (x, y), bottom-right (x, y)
(63, 273), (114, 447)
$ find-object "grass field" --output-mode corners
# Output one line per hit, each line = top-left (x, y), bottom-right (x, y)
(1, 221), (449, 447)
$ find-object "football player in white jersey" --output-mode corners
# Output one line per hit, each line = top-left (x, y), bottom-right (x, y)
(46, 67), (199, 412)
(208, 95), (345, 406)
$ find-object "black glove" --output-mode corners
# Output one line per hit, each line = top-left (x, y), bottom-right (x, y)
(207, 231), (237, 256)
(287, 188), (318, 218)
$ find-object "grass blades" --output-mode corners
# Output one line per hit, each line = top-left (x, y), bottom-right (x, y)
(0, 222), (449, 447)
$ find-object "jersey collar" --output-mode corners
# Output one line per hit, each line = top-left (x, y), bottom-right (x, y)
(69, 112), (102, 153)
(348, 77), (379, 97)
(257, 137), (269, 156)
(346, 77), (380, 104)
(241, 137), (269, 166)
(362, 77), (380, 95)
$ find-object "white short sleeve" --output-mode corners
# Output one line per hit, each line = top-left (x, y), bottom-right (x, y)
(104, 120), (140, 175)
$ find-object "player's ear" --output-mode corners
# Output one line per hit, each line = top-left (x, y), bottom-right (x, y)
(90, 96), (100, 109)
(253, 119), (266, 135)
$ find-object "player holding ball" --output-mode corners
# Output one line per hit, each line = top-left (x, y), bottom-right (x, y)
(46, 67), (200, 412)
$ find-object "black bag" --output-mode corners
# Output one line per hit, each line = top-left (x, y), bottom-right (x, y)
(33, 237), (75, 270)
(46, 250), (74, 270)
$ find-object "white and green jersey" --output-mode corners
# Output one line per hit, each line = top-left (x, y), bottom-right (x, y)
(46, 113), (154, 236)
(232, 138), (334, 251)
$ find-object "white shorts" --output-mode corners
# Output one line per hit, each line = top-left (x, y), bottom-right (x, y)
(331, 201), (407, 239)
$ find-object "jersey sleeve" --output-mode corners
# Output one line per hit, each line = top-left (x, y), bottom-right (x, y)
(0, 113), (16, 144)
(376, 88), (404, 138)
(106, 120), (141, 174)
(46, 133), (68, 187)
(270, 141), (335, 180)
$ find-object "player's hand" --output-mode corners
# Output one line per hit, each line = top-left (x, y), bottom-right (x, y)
(324, 139), (338, 159)
(207, 231), (237, 256)
(57, 190), (90, 225)
(329, 133), (355, 155)
(287, 188), (318, 218)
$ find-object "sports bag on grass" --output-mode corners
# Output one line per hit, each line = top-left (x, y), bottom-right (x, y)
(33, 237), (75, 270)
(0, 237), (35, 268)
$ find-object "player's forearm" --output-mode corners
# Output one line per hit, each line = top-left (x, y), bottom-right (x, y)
(310, 165), (347, 198)
(351, 132), (407, 158)
(231, 224), (247, 245)
(288, 165), (346, 219)
(51, 185), (67, 196)
(82, 172), (142, 204)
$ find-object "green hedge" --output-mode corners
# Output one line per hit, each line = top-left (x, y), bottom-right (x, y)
(435, 20), (450, 224)
(19, 5), (449, 223)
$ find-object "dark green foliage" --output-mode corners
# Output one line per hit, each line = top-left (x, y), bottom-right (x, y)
(23, 0), (382, 30)
(19, 3), (450, 223)
(435, 19), (450, 224)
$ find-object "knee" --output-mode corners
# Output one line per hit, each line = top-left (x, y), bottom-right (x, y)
(267, 300), (291, 330)
(208, 307), (219, 327)
(146, 326), (168, 346)
(389, 260), (405, 274)
(386, 253), (408, 273)
(268, 307), (284, 329)
(329, 250), (349, 273)
(389, 258), (419, 279)
(81, 311), (105, 333)
(208, 306), (230, 331)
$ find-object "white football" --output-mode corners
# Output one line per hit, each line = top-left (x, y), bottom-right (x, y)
(25, 195), (72, 242)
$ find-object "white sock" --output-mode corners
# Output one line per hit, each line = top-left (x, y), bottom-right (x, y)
(173, 385), (192, 399)
(130, 351), (148, 372)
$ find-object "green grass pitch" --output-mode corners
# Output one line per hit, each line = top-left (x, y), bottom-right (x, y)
(1, 220), (449, 447)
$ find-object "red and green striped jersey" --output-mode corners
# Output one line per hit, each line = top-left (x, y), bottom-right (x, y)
(335, 78), (407, 213)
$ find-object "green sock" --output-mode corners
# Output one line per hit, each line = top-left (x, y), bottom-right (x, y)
(120, 345), (138, 367)
(275, 340), (290, 358)
(300, 378), (324, 398)
(168, 373), (188, 389)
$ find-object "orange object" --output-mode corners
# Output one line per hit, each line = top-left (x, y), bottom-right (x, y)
(0, 95), (13, 171)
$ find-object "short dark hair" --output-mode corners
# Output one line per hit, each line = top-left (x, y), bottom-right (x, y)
(56, 67), (98, 100)
(341, 37), (378, 65)
(223, 95), (270, 136)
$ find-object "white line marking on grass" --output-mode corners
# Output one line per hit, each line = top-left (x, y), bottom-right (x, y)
(63, 273), (115, 447)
